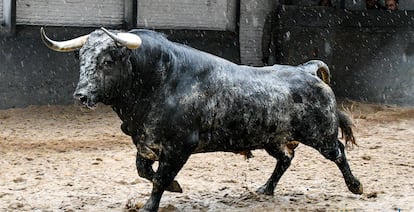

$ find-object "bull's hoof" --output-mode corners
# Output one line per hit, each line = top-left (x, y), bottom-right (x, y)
(165, 180), (183, 193)
(256, 186), (274, 196)
(348, 181), (363, 195)
(124, 198), (144, 211)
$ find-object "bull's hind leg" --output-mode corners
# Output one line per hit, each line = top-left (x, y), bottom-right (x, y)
(257, 141), (299, 195)
(322, 140), (363, 194)
(311, 139), (363, 194)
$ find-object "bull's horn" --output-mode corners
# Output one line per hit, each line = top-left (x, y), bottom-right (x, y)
(100, 27), (142, 49)
(40, 27), (89, 52)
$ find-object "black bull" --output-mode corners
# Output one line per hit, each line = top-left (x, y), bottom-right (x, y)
(41, 28), (363, 211)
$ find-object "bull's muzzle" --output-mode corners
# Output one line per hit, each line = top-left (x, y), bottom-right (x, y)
(73, 91), (96, 109)
(74, 93), (87, 104)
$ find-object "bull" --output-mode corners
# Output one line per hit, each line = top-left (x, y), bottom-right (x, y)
(41, 27), (363, 211)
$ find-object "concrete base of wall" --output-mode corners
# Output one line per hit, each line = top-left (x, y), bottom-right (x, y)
(270, 6), (414, 106)
(0, 26), (84, 109)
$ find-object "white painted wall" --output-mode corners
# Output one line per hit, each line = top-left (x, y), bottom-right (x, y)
(137, 0), (237, 31)
(16, 0), (124, 27)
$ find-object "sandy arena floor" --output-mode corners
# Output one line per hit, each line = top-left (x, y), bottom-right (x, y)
(0, 100), (413, 211)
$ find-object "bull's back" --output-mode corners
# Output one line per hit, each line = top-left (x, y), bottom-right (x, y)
(192, 66), (337, 152)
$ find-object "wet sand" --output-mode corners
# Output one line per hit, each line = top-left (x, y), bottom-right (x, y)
(0, 100), (413, 211)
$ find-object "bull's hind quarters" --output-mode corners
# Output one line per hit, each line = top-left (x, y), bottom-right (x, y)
(41, 27), (363, 211)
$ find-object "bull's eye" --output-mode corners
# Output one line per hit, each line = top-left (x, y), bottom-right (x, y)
(103, 59), (114, 66)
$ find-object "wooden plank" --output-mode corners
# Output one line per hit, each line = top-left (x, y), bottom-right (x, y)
(137, 0), (237, 31)
(1, 0), (16, 35)
(0, 0), (3, 21)
(123, 0), (137, 29)
(239, 0), (276, 66)
(16, 0), (125, 27)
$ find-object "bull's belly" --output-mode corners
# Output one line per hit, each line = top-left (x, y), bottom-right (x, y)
(193, 129), (288, 153)
(192, 109), (293, 153)
(193, 139), (262, 153)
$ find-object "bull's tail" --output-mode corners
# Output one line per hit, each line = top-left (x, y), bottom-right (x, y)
(301, 61), (355, 148)
(337, 110), (357, 149)
(301, 60), (331, 85)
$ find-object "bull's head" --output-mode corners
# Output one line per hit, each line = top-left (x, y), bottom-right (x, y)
(40, 27), (142, 108)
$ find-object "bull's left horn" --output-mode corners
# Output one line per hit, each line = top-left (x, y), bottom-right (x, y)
(40, 27), (89, 52)
(101, 27), (142, 49)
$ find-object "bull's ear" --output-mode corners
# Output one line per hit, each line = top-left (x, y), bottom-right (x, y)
(120, 47), (132, 62)
(73, 50), (80, 59)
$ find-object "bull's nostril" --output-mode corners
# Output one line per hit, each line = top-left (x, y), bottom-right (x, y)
(79, 96), (87, 104)
(74, 93), (88, 104)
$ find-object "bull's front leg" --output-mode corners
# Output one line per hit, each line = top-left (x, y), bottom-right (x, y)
(133, 135), (183, 193)
(136, 152), (155, 180)
(136, 152), (183, 193)
(141, 146), (192, 212)
(140, 131), (198, 212)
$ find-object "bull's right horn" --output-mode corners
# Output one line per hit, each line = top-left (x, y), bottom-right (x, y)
(100, 27), (142, 49)
(40, 27), (89, 52)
